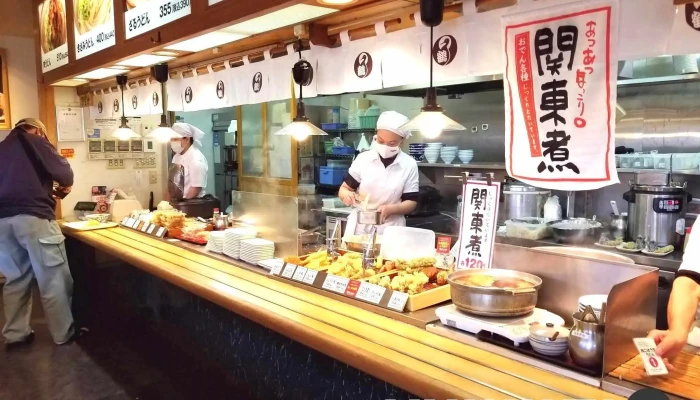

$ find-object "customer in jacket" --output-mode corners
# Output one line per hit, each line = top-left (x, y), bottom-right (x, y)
(0, 118), (76, 350)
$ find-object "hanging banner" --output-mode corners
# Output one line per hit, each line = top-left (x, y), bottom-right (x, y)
(124, 0), (191, 40)
(617, 0), (674, 61)
(146, 81), (163, 115)
(666, 1), (700, 56)
(265, 49), (292, 103)
(74, 0), (116, 59)
(381, 22), (426, 89)
(456, 180), (501, 270)
(339, 24), (384, 93)
(313, 44), (344, 95)
(503, 0), (619, 190)
(90, 91), (112, 119)
(240, 56), (272, 105)
(38, 0), (69, 73)
(166, 74), (184, 112)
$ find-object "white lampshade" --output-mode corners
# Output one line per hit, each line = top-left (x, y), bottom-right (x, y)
(113, 127), (140, 140)
(401, 111), (466, 139)
(275, 120), (327, 141)
(148, 126), (181, 143)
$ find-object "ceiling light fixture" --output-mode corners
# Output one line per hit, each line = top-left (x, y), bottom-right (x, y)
(275, 42), (327, 141)
(112, 75), (140, 141)
(74, 67), (129, 80)
(164, 31), (249, 53)
(51, 79), (88, 87)
(117, 54), (176, 67)
(317, 0), (356, 5)
(146, 64), (180, 143)
(400, 0), (466, 139)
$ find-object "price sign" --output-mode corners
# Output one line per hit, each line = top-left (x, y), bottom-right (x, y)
(270, 262), (284, 276)
(121, 217), (129, 225)
(125, 218), (136, 228)
(292, 267), (308, 282)
(456, 180), (501, 270)
(140, 222), (150, 232)
(74, 7), (116, 59)
(156, 227), (165, 237)
(147, 225), (156, 234)
(344, 280), (361, 297)
(302, 270), (318, 285)
(125, 0), (192, 39)
(355, 282), (386, 305)
(322, 275), (350, 294)
(387, 291), (409, 311)
(281, 264), (297, 279)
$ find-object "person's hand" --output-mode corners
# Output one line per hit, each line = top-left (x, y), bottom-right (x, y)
(339, 191), (356, 207)
(648, 328), (688, 370)
(53, 186), (72, 199)
(377, 204), (395, 224)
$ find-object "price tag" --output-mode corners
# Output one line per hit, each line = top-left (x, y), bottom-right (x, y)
(387, 291), (409, 311)
(121, 217), (129, 225)
(322, 275), (350, 294)
(302, 270), (318, 285)
(355, 282), (386, 304)
(270, 262), (284, 276)
(633, 338), (669, 376)
(147, 225), (156, 234)
(281, 264), (297, 279)
(39, 39), (68, 73)
(124, 0), (192, 40)
(344, 280), (361, 297)
(125, 218), (136, 228)
(156, 227), (165, 237)
(292, 266), (308, 282)
(140, 222), (150, 232)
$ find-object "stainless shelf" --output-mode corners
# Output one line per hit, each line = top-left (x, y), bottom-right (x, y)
(417, 162), (507, 170)
(617, 168), (700, 175)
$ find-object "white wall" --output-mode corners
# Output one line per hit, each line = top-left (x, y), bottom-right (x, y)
(54, 87), (168, 218)
(0, 35), (39, 141)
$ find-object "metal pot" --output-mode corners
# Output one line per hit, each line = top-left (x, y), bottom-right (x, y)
(502, 184), (551, 221)
(447, 269), (542, 317)
(546, 218), (603, 244)
(357, 210), (381, 225)
(569, 311), (606, 369)
(608, 213), (628, 240)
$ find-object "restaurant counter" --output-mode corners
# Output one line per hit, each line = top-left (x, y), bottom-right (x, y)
(61, 225), (623, 400)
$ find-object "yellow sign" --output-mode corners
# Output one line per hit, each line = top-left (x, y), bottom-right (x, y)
(60, 148), (75, 159)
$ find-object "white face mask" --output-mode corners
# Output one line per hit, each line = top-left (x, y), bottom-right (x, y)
(170, 141), (183, 154)
(373, 141), (400, 159)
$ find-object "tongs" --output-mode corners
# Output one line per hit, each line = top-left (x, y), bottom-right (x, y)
(581, 305), (600, 324)
(327, 219), (341, 262)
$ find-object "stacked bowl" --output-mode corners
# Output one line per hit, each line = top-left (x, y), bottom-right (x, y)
(408, 143), (427, 162)
(440, 146), (459, 164)
(459, 149), (474, 164)
(423, 143), (443, 163)
(578, 294), (607, 320)
(529, 322), (570, 357)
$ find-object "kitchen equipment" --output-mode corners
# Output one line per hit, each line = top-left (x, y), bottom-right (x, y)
(546, 218), (603, 244)
(534, 246), (634, 264)
(504, 218), (552, 240)
(358, 209), (381, 225)
(502, 184), (551, 221)
(435, 304), (565, 345)
(343, 234), (381, 254)
(172, 196), (222, 219)
(610, 200), (620, 216)
(623, 173), (692, 247)
(569, 311), (606, 369)
(608, 212), (628, 240)
(543, 196), (562, 222)
(447, 269), (542, 317)
(380, 226), (436, 261)
(326, 215), (348, 243)
(407, 186), (442, 217)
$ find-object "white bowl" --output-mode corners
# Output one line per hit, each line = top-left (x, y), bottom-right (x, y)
(459, 157), (473, 164)
(425, 156), (439, 163)
(441, 155), (456, 164)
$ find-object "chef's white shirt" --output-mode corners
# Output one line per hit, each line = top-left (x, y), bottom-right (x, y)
(172, 146), (208, 198)
(679, 228), (700, 280)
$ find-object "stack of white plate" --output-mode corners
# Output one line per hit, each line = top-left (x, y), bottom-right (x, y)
(223, 228), (257, 259)
(578, 294), (607, 319)
(205, 231), (225, 254)
(440, 146), (459, 164)
(424, 143), (443, 163)
(240, 238), (275, 264)
(459, 149), (474, 164)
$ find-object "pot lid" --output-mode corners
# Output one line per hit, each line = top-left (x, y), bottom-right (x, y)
(630, 184), (686, 193)
(529, 322), (570, 342)
(504, 184), (551, 194)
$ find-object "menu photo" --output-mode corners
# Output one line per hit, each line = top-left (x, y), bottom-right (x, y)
(124, 0), (192, 40)
(74, 0), (116, 59)
(38, 0), (69, 73)
(0, 49), (11, 130)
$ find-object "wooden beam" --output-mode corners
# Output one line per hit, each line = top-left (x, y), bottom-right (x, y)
(674, 0), (696, 5)
(474, 0), (517, 13)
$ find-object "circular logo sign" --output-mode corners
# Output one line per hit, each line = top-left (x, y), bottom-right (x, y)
(354, 52), (373, 78)
(152, 92), (159, 107)
(252, 73), (263, 93)
(216, 80), (225, 99)
(685, 4), (700, 31)
(131, 95), (138, 110)
(432, 35), (457, 66)
(97, 101), (103, 114)
(184, 86), (193, 104)
(113, 99), (119, 113)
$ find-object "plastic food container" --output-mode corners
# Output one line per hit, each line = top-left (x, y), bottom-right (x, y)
(505, 218), (552, 240)
(319, 167), (348, 186)
(630, 153), (653, 169)
(618, 154), (634, 168)
(332, 146), (355, 155)
(653, 154), (671, 170)
(671, 153), (699, 169)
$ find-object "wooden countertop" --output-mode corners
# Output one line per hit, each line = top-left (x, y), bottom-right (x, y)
(62, 226), (624, 400)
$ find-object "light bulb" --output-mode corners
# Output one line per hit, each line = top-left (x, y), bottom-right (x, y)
(149, 126), (180, 143)
(114, 127), (138, 141)
(421, 126), (443, 139)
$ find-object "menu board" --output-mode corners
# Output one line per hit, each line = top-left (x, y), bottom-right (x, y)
(73, 0), (116, 59)
(124, 0), (192, 40)
(38, 0), (69, 73)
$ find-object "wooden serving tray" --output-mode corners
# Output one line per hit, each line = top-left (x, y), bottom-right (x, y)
(609, 351), (700, 399)
(406, 284), (451, 311)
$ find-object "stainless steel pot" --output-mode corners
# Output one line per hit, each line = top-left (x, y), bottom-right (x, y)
(447, 269), (542, 317)
(546, 218), (603, 244)
(608, 213), (628, 240)
(357, 210), (381, 225)
(569, 311), (606, 369)
(502, 184), (551, 221)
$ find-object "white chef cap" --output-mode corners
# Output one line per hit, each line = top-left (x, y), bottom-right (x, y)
(172, 122), (205, 147)
(376, 111), (411, 138)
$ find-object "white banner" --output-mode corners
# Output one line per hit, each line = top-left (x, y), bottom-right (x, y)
(380, 22), (426, 89)
(38, 0), (69, 73)
(456, 180), (501, 270)
(503, 0), (619, 190)
(74, 0), (116, 59)
(125, 0), (191, 40)
(90, 91), (112, 119)
(666, 1), (700, 56)
(339, 25), (384, 93)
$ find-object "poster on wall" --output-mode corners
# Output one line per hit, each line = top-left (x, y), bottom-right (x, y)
(73, 0), (116, 59)
(56, 106), (85, 142)
(38, 0), (69, 73)
(124, 0), (192, 40)
(455, 179), (501, 270)
(502, 0), (619, 191)
(0, 49), (11, 130)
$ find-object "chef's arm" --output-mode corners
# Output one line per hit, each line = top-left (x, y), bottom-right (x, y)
(668, 276), (700, 335)
(387, 199), (417, 216)
(339, 173), (360, 206)
(185, 187), (203, 199)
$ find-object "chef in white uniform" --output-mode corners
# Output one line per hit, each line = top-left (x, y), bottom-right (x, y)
(338, 111), (419, 236)
(648, 229), (700, 367)
(171, 122), (209, 199)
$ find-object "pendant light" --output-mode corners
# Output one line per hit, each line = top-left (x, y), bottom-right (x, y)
(400, 0), (466, 138)
(112, 75), (140, 140)
(275, 41), (327, 141)
(146, 63), (179, 143)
